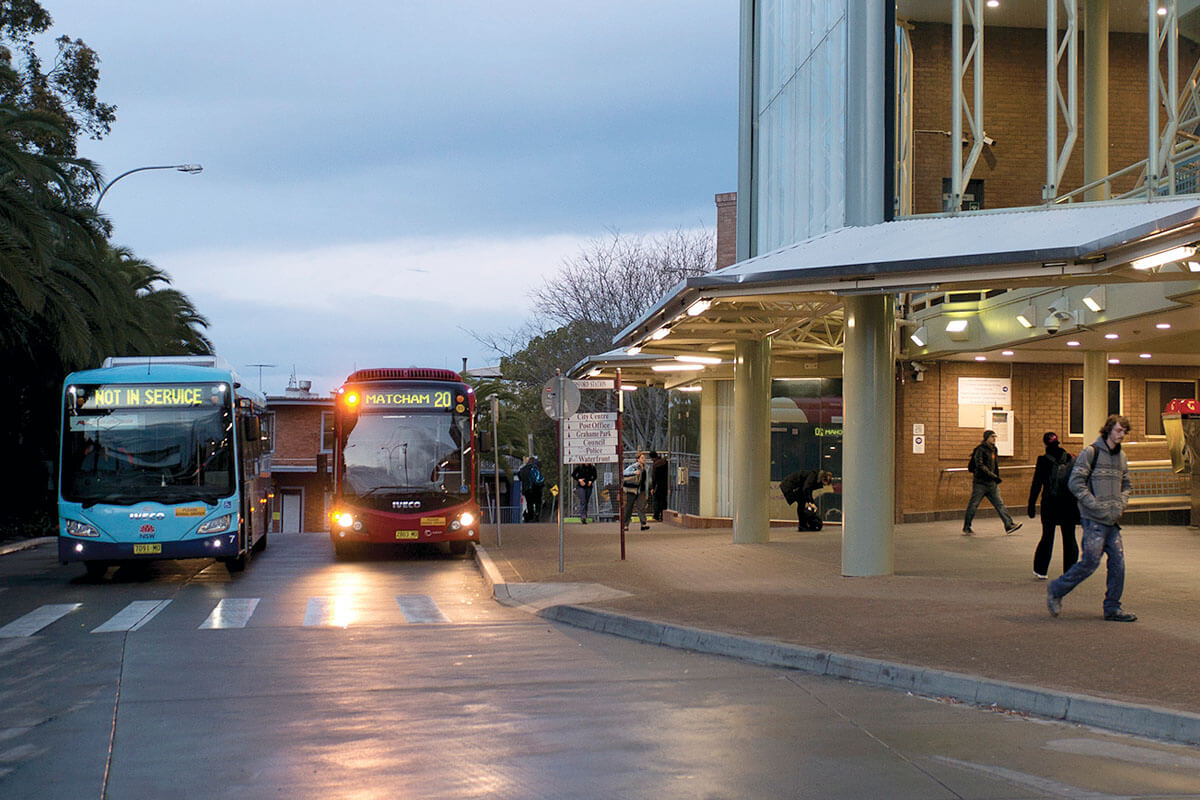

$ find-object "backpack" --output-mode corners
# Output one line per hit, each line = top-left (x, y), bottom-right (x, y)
(530, 465), (544, 486)
(1045, 453), (1072, 499)
(966, 447), (977, 473)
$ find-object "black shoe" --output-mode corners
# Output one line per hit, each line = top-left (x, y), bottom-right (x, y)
(1104, 610), (1138, 622)
(1005, 522), (1023, 535)
(640, 524), (650, 531)
(580, 518), (587, 524)
(962, 527), (973, 536)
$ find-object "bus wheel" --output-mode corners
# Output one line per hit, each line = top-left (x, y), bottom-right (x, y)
(448, 541), (469, 556)
(84, 561), (108, 580)
(223, 554), (247, 574)
(253, 530), (268, 553)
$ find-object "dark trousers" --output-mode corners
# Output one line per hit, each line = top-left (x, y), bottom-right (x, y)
(652, 487), (667, 521)
(575, 484), (593, 521)
(622, 491), (648, 527)
(522, 490), (541, 522)
(1033, 517), (1078, 576)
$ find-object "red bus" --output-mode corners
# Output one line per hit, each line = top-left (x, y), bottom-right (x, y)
(330, 368), (479, 557)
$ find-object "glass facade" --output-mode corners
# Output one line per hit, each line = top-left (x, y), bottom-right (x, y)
(769, 378), (843, 481)
(754, 0), (848, 254)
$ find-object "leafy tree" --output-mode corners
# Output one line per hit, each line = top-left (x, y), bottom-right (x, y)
(474, 228), (716, 492)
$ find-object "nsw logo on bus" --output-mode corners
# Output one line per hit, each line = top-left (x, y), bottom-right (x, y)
(139, 525), (156, 536)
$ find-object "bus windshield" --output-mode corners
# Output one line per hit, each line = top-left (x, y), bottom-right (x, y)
(341, 410), (470, 511)
(61, 402), (235, 507)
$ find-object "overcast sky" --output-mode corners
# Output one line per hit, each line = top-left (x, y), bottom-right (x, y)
(44, 1), (738, 395)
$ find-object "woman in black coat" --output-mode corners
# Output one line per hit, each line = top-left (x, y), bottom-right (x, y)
(1027, 432), (1080, 580)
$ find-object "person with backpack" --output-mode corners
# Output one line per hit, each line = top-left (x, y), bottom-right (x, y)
(621, 451), (651, 531)
(1047, 415), (1137, 622)
(962, 430), (1022, 536)
(518, 456), (545, 522)
(1027, 432), (1080, 580)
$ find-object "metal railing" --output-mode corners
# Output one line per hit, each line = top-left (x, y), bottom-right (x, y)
(941, 459), (1189, 502)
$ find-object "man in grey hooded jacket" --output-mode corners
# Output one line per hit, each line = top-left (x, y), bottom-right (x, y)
(1046, 414), (1137, 622)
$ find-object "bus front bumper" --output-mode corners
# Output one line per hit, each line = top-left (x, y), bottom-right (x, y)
(60, 532), (240, 563)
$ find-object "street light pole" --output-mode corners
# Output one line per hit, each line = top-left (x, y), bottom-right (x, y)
(94, 163), (203, 210)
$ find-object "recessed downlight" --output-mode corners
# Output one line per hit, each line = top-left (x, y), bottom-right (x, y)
(1104, 333), (1119, 340)
(1156, 322), (1171, 330)
(1066, 340), (1081, 347)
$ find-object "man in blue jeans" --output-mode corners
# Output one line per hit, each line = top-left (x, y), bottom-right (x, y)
(1047, 414), (1137, 622)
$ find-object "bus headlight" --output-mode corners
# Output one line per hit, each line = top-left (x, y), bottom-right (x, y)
(66, 519), (99, 538)
(459, 511), (476, 527)
(333, 511), (355, 529)
(198, 514), (233, 534)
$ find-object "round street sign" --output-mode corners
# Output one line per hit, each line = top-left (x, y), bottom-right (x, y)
(542, 376), (581, 420)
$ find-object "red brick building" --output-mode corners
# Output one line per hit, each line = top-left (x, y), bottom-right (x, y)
(265, 379), (333, 533)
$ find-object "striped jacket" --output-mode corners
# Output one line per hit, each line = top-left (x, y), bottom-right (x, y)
(1068, 436), (1132, 525)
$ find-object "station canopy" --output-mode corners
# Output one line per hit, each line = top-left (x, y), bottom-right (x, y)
(570, 199), (1200, 387)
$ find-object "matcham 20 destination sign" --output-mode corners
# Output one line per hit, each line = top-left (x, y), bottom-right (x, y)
(564, 412), (619, 464)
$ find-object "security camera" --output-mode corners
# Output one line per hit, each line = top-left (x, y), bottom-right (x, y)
(910, 361), (928, 372)
(1044, 314), (1062, 334)
(982, 135), (996, 147)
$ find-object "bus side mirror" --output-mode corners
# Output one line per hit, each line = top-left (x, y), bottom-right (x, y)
(243, 416), (261, 442)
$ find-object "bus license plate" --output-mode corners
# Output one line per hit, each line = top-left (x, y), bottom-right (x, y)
(133, 543), (162, 554)
(395, 530), (419, 540)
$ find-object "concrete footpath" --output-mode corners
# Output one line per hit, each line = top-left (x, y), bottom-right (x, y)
(474, 518), (1200, 747)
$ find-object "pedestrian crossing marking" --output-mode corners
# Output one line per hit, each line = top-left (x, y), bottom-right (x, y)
(92, 600), (172, 633)
(396, 594), (450, 623)
(0, 603), (80, 638)
(199, 598), (260, 629)
(303, 596), (355, 628)
(2, 594), (452, 634)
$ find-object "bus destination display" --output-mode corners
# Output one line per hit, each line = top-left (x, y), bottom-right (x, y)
(355, 385), (460, 410)
(76, 384), (224, 410)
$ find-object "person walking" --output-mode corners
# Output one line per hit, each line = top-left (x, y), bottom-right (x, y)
(570, 462), (597, 524)
(1047, 415), (1137, 622)
(650, 451), (669, 521)
(518, 456), (544, 522)
(962, 430), (1022, 535)
(621, 451), (651, 531)
(1027, 432), (1080, 580)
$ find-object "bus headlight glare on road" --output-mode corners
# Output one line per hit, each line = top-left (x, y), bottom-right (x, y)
(198, 514), (233, 534)
(66, 519), (99, 538)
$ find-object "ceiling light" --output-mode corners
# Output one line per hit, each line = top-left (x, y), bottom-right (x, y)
(986, 0), (999, 7)
(974, 355), (987, 361)
(1139, 353), (1152, 359)
(1104, 333), (1119, 340)
(1108, 358), (1120, 364)
(620, 384), (639, 391)
(1066, 340), (1081, 347)
(686, 298), (712, 316)
(1082, 286), (1106, 313)
(1016, 304), (1037, 328)
(675, 355), (722, 364)
(1188, 261), (1200, 272)
(945, 319), (969, 341)
(651, 363), (704, 372)
(1001, 350), (1014, 356)
(649, 327), (671, 340)
(588, 368), (602, 376)
(1156, 322), (1171, 329)
(677, 385), (703, 392)
(1130, 245), (1196, 270)
(626, 346), (642, 355)
(1158, 6), (1168, 16)
(910, 326), (928, 347)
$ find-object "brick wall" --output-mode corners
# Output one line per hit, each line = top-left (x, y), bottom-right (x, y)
(909, 24), (1200, 212)
(268, 401), (332, 532)
(896, 361), (1194, 520)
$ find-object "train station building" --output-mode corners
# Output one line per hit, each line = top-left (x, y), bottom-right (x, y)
(571, 1), (1200, 575)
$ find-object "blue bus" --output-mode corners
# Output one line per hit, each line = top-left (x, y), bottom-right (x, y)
(58, 356), (270, 578)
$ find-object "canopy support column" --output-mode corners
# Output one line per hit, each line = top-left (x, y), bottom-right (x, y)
(732, 338), (771, 543)
(1083, 351), (1109, 443)
(842, 294), (895, 577)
